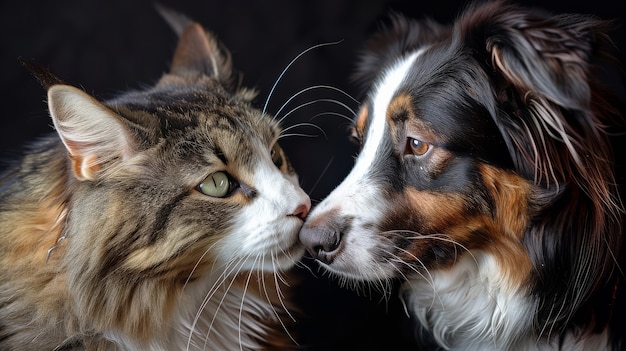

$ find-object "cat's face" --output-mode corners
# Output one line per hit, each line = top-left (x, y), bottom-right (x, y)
(44, 22), (310, 285)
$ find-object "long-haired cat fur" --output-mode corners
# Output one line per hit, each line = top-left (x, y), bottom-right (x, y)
(0, 9), (311, 351)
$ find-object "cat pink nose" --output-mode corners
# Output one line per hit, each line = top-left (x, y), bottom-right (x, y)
(292, 200), (311, 220)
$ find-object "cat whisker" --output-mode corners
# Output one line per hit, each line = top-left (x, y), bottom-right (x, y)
(246, 253), (301, 346)
(280, 122), (326, 137)
(45, 233), (67, 264)
(262, 41), (343, 115)
(309, 111), (356, 124)
(277, 133), (320, 139)
(238, 257), (259, 351)
(276, 98), (356, 126)
(183, 238), (224, 292)
(273, 84), (359, 121)
(203, 256), (251, 350)
(263, 254), (299, 346)
(307, 155), (335, 197)
(188, 256), (246, 351)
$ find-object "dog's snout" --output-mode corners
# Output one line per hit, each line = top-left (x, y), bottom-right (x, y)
(299, 224), (341, 265)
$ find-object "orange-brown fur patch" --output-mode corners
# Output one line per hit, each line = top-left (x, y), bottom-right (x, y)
(386, 93), (442, 151)
(355, 105), (369, 138)
(386, 93), (414, 124)
(400, 164), (533, 287)
(478, 164), (533, 286)
(0, 189), (70, 345)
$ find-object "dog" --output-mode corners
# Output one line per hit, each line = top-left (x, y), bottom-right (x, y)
(299, 1), (625, 349)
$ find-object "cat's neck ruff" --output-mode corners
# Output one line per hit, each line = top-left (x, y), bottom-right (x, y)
(177, 273), (289, 350)
(179, 273), (285, 351)
(100, 271), (288, 350)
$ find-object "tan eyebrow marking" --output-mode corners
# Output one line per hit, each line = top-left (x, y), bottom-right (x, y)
(355, 105), (369, 137)
(386, 93), (414, 124)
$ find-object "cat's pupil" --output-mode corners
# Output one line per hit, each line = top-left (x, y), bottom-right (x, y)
(198, 171), (234, 198)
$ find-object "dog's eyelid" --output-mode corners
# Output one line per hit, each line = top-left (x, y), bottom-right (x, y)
(405, 137), (430, 157)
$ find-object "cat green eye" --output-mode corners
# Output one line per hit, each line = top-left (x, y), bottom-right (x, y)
(271, 143), (284, 168)
(198, 171), (236, 198)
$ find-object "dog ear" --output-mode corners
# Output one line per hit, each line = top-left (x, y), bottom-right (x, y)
(456, 1), (617, 185)
(458, 2), (614, 111)
(459, 3), (623, 331)
(353, 14), (450, 90)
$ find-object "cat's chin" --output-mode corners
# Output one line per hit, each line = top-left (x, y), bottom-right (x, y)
(274, 242), (307, 270)
(238, 242), (306, 273)
(264, 242), (306, 272)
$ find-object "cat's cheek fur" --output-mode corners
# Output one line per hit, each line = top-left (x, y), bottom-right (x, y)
(218, 163), (308, 272)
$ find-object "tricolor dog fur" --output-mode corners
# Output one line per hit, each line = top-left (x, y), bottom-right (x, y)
(299, 1), (625, 349)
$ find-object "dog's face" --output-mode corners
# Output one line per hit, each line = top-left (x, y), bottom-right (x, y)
(300, 30), (535, 286)
(300, 3), (622, 339)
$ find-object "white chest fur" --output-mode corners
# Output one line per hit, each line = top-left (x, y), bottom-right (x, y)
(401, 252), (535, 350)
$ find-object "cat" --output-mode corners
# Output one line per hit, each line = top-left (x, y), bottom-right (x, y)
(0, 9), (311, 351)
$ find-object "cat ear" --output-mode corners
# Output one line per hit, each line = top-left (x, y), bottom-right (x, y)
(47, 85), (135, 181)
(158, 5), (233, 84)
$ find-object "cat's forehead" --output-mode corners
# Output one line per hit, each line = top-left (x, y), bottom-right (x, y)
(109, 83), (280, 145)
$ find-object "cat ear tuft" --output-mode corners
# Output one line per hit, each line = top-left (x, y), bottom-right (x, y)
(154, 3), (193, 37)
(20, 59), (64, 89)
(47, 85), (135, 181)
(166, 16), (233, 84)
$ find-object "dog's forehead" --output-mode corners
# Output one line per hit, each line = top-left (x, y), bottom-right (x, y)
(357, 44), (512, 168)
(359, 47), (458, 144)
(357, 50), (423, 149)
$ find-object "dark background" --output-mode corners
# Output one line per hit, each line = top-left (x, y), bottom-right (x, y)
(1, 0), (624, 349)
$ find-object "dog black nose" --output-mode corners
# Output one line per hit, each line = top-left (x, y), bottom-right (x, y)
(299, 224), (341, 265)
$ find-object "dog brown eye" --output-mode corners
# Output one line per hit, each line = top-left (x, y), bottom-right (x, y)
(407, 137), (429, 156)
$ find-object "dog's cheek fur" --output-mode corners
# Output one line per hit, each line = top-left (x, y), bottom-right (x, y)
(379, 163), (534, 289)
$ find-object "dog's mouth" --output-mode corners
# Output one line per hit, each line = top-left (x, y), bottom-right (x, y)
(299, 220), (404, 282)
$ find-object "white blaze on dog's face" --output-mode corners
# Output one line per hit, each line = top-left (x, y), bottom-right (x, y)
(301, 51), (423, 280)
